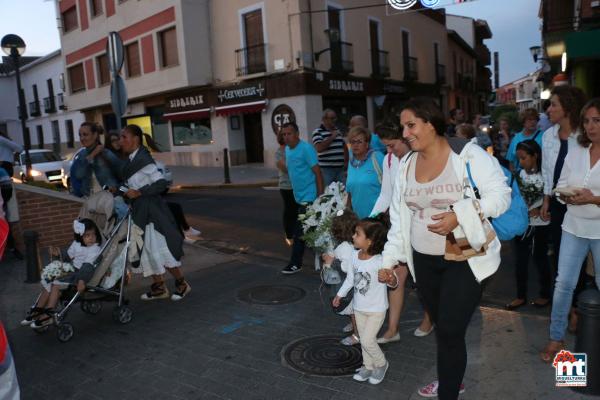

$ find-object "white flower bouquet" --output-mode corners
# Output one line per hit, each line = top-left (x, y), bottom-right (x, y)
(299, 181), (347, 254)
(41, 260), (75, 284)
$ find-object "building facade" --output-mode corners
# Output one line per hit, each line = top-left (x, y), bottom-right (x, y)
(0, 50), (85, 157)
(56, 0), (491, 168)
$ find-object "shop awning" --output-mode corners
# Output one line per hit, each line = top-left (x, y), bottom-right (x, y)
(215, 100), (267, 117)
(565, 29), (600, 59)
(163, 108), (211, 122)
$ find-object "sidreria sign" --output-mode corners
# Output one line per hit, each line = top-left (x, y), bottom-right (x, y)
(271, 104), (296, 135)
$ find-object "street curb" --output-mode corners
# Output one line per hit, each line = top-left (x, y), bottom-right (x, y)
(175, 180), (278, 190)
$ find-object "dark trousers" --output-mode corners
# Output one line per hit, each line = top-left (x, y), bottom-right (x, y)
(0, 162), (14, 178)
(167, 201), (189, 233)
(514, 225), (552, 300)
(413, 251), (482, 400)
(1, 184), (15, 249)
(289, 204), (307, 267)
(279, 189), (298, 239)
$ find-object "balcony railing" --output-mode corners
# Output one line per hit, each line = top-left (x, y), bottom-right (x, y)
(371, 49), (390, 78)
(43, 96), (56, 113)
(29, 100), (41, 117)
(436, 64), (446, 84)
(475, 45), (491, 66)
(329, 41), (354, 74)
(404, 56), (418, 81)
(17, 105), (27, 120)
(235, 43), (266, 77)
(57, 93), (66, 110)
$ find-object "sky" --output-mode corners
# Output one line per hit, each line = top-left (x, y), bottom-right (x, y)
(1, 0), (541, 86)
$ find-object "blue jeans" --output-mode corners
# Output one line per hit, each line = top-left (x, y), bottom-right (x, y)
(320, 167), (345, 187)
(549, 230), (600, 341)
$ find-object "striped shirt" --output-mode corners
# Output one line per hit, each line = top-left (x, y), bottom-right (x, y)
(312, 125), (346, 168)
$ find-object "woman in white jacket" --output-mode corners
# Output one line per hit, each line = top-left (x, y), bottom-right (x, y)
(380, 98), (511, 400)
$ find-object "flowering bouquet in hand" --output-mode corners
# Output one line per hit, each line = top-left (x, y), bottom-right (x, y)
(41, 260), (75, 284)
(515, 173), (544, 207)
(298, 181), (347, 253)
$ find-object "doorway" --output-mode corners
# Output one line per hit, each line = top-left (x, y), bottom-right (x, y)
(243, 113), (264, 163)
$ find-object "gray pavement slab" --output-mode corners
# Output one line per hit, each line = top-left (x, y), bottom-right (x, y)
(168, 164), (278, 188)
(1, 244), (598, 400)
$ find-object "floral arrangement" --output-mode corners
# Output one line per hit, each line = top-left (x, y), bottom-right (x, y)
(41, 260), (75, 284)
(298, 181), (347, 253)
(515, 173), (544, 207)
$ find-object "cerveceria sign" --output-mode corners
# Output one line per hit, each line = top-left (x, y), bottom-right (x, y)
(217, 82), (266, 104)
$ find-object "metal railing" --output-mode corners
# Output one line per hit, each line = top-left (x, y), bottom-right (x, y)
(235, 43), (266, 77)
(404, 56), (418, 81)
(371, 49), (390, 78)
(43, 96), (56, 113)
(28, 100), (40, 117)
(330, 41), (354, 73)
(57, 93), (66, 110)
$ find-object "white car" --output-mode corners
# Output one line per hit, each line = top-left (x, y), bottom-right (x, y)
(60, 148), (173, 192)
(15, 149), (63, 185)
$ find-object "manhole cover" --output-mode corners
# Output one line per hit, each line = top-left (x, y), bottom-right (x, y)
(282, 335), (362, 376)
(237, 285), (306, 305)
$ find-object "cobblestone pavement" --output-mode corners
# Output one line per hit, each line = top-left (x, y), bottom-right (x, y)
(1, 244), (597, 400)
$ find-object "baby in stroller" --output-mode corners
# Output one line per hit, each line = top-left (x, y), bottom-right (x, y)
(21, 219), (102, 329)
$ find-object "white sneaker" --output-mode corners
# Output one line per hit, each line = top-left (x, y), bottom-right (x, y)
(342, 322), (353, 333)
(184, 227), (201, 237)
(352, 366), (372, 382)
(368, 361), (389, 385)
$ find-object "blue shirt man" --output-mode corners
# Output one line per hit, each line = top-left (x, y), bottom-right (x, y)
(282, 122), (324, 274)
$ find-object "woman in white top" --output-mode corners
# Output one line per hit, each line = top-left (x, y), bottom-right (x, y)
(541, 98), (600, 362)
(380, 98), (510, 399)
(120, 125), (191, 301)
(369, 125), (434, 343)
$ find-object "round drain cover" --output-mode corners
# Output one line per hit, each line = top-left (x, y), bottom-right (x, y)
(282, 335), (362, 376)
(237, 285), (306, 305)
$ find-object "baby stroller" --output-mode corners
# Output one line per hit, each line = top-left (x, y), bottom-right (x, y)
(32, 191), (135, 342)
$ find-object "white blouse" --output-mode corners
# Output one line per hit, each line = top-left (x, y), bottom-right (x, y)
(67, 242), (101, 269)
(541, 124), (579, 195)
(370, 153), (400, 216)
(557, 143), (600, 239)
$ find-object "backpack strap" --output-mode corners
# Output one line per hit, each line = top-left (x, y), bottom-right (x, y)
(465, 162), (481, 200)
(532, 129), (542, 142)
(371, 152), (382, 185)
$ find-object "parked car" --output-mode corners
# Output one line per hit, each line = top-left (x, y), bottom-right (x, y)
(60, 149), (173, 193)
(15, 149), (63, 185)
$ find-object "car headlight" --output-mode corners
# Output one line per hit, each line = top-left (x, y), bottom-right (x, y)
(30, 170), (42, 177)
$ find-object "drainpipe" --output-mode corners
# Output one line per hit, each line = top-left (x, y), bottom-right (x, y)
(308, 0), (315, 68)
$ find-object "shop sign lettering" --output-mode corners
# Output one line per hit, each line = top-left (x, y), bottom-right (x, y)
(169, 95), (204, 109)
(218, 83), (265, 103)
(328, 79), (364, 92)
(271, 104), (296, 134)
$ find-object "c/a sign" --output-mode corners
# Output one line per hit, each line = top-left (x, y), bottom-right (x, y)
(387, 0), (440, 10)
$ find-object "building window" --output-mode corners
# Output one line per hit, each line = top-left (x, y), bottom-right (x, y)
(159, 27), (179, 68)
(36, 125), (44, 149)
(66, 120), (75, 148)
(68, 64), (86, 93)
(125, 41), (141, 77)
(90, 0), (103, 17)
(62, 6), (78, 33)
(97, 54), (110, 85)
(172, 119), (212, 146)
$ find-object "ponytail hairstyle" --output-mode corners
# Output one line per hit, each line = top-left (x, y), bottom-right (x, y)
(123, 124), (162, 152)
(80, 122), (102, 144)
(516, 139), (542, 172)
(330, 209), (359, 244)
(74, 218), (102, 246)
(357, 214), (390, 255)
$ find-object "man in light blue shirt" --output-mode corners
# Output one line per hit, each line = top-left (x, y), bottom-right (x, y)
(281, 122), (323, 274)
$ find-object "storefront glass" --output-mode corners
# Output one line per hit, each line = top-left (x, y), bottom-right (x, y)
(172, 118), (213, 146)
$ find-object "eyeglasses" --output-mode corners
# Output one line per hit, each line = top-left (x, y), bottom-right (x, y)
(350, 139), (366, 145)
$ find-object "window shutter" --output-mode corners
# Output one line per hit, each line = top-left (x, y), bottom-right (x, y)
(68, 64), (85, 93)
(126, 42), (141, 77)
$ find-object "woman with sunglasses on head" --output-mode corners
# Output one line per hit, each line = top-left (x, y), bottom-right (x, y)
(380, 98), (510, 399)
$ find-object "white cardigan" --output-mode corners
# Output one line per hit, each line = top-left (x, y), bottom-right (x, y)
(370, 153), (400, 216)
(381, 142), (511, 283)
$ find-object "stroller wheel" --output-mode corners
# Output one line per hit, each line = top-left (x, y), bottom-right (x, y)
(57, 323), (74, 342)
(81, 300), (102, 315)
(112, 306), (132, 324)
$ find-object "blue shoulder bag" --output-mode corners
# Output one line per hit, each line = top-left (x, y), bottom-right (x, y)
(466, 163), (528, 241)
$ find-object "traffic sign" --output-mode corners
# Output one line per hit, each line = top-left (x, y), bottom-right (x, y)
(111, 75), (128, 118)
(107, 31), (124, 75)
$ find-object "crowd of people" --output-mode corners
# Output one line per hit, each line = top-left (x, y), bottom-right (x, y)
(275, 89), (600, 399)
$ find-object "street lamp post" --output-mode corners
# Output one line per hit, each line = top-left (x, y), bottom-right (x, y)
(1, 34), (32, 177)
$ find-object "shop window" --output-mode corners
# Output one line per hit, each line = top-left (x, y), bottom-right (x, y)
(172, 119), (212, 146)
(62, 6), (78, 33)
(125, 41), (141, 77)
(159, 27), (179, 68)
(97, 54), (110, 85)
(68, 64), (85, 93)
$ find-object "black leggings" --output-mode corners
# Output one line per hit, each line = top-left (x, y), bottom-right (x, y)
(413, 251), (482, 400)
(167, 202), (189, 233)
(514, 225), (552, 300)
(279, 189), (298, 239)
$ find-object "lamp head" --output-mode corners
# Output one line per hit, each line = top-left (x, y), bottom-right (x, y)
(529, 46), (541, 63)
(1, 34), (26, 57)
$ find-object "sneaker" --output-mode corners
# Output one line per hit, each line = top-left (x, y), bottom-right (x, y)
(20, 307), (43, 326)
(140, 283), (170, 301)
(342, 322), (353, 333)
(417, 380), (466, 398)
(353, 366), (372, 382)
(281, 264), (301, 275)
(184, 227), (201, 237)
(171, 281), (191, 301)
(30, 310), (55, 329)
(340, 334), (360, 346)
(368, 361), (389, 385)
